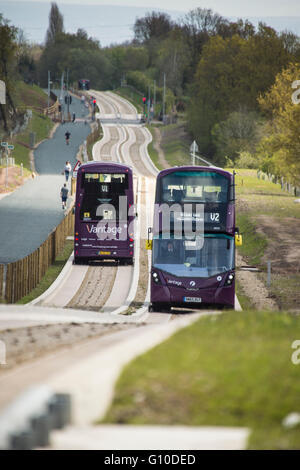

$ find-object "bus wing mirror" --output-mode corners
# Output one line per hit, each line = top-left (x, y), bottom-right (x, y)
(235, 234), (243, 246)
(146, 240), (153, 250)
(146, 227), (153, 250)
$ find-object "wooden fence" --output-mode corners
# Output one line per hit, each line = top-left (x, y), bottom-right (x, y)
(0, 207), (74, 304)
(86, 122), (101, 160)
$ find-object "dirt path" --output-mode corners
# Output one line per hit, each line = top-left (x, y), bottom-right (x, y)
(255, 215), (300, 270)
(152, 127), (169, 169)
(236, 252), (278, 310)
(0, 166), (28, 194)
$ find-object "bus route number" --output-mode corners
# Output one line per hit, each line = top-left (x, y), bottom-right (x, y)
(210, 213), (220, 222)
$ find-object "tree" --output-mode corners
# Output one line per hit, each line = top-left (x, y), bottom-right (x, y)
(133, 11), (174, 66)
(0, 14), (18, 131)
(38, 30), (111, 89)
(134, 11), (173, 43)
(156, 27), (191, 96)
(216, 19), (255, 40)
(187, 27), (291, 160)
(180, 8), (226, 76)
(212, 110), (262, 163)
(45, 2), (64, 46)
(257, 62), (300, 184)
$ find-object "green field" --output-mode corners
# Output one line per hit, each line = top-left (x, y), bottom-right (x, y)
(12, 111), (54, 170)
(102, 311), (300, 449)
(3, 82), (56, 170)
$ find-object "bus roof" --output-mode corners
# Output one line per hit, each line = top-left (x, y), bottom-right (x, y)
(78, 161), (132, 173)
(157, 166), (233, 179)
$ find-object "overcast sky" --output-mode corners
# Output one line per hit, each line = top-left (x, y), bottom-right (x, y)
(5, 0), (300, 16)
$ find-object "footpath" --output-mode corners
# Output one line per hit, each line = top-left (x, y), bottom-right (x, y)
(0, 94), (91, 264)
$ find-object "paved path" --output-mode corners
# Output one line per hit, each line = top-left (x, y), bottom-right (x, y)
(0, 94), (90, 264)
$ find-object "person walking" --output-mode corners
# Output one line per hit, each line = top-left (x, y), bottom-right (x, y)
(65, 130), (71, 145)
(60, 183), (69, 210)
(64, 161), (72, 182)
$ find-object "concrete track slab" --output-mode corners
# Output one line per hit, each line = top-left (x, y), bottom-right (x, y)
(101, 265), (133, 313)
(41, 264), (89, 308)
(47, 424), (250, 450)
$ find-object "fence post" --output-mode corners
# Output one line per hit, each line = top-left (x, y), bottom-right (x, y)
(267, 261), (271, 287)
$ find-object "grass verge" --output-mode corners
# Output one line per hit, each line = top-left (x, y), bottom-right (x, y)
(159, 121), (191, 167)
(232, 169), (300, 310)
(236, 213), (268, 266)
(17, 240), (74, 304)
(102, 310), (300, 449)
(145, 126), (163, 171)
(235, 279), (254, 310)
(114, 87), (143, 113)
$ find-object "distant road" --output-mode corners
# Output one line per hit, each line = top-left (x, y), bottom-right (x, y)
(0, 95), (90, 264)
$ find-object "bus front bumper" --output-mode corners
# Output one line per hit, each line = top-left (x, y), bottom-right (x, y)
(150, 283), (235, 309)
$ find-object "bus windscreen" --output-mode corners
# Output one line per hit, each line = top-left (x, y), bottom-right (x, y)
(152, 234), (234, 278)
(159, 171), (229, 204)
(80, 173), (128, 221)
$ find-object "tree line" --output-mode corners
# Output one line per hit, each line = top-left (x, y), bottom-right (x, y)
(1, 2), (300, 182)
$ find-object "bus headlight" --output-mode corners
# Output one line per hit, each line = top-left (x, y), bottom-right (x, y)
(226, 273), (235, 285)
(152, 272), (161, 284)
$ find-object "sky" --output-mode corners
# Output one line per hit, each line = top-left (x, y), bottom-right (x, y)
(3, 0), (300, 16)
(1, 0), (300, 46)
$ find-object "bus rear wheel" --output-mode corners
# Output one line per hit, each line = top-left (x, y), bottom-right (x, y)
(149, 303), (170, 313)
(119, 258), (134, 266)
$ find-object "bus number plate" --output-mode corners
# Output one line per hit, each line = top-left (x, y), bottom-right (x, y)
(184, 297), (202, 303)
(99, 251), (111, 255)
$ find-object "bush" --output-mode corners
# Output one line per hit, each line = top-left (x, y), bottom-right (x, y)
(235, 151), (260, 169)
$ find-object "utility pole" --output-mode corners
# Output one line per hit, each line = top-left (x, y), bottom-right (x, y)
(66, 69), (70, 120)
(162, 73), (166, 124)
(47, 71), (51, 109)
(147, 84), (151, 124)
(190, 140), (198, 166)
(5, 145), (8, 189)
(60, 71), (64, 122)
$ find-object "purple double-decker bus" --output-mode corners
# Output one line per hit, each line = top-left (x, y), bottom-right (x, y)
(74, 161), (135, 265)
(149, 166), (240, 311)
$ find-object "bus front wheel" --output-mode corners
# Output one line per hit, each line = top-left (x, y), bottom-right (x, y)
(149, 303), (169, 313)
